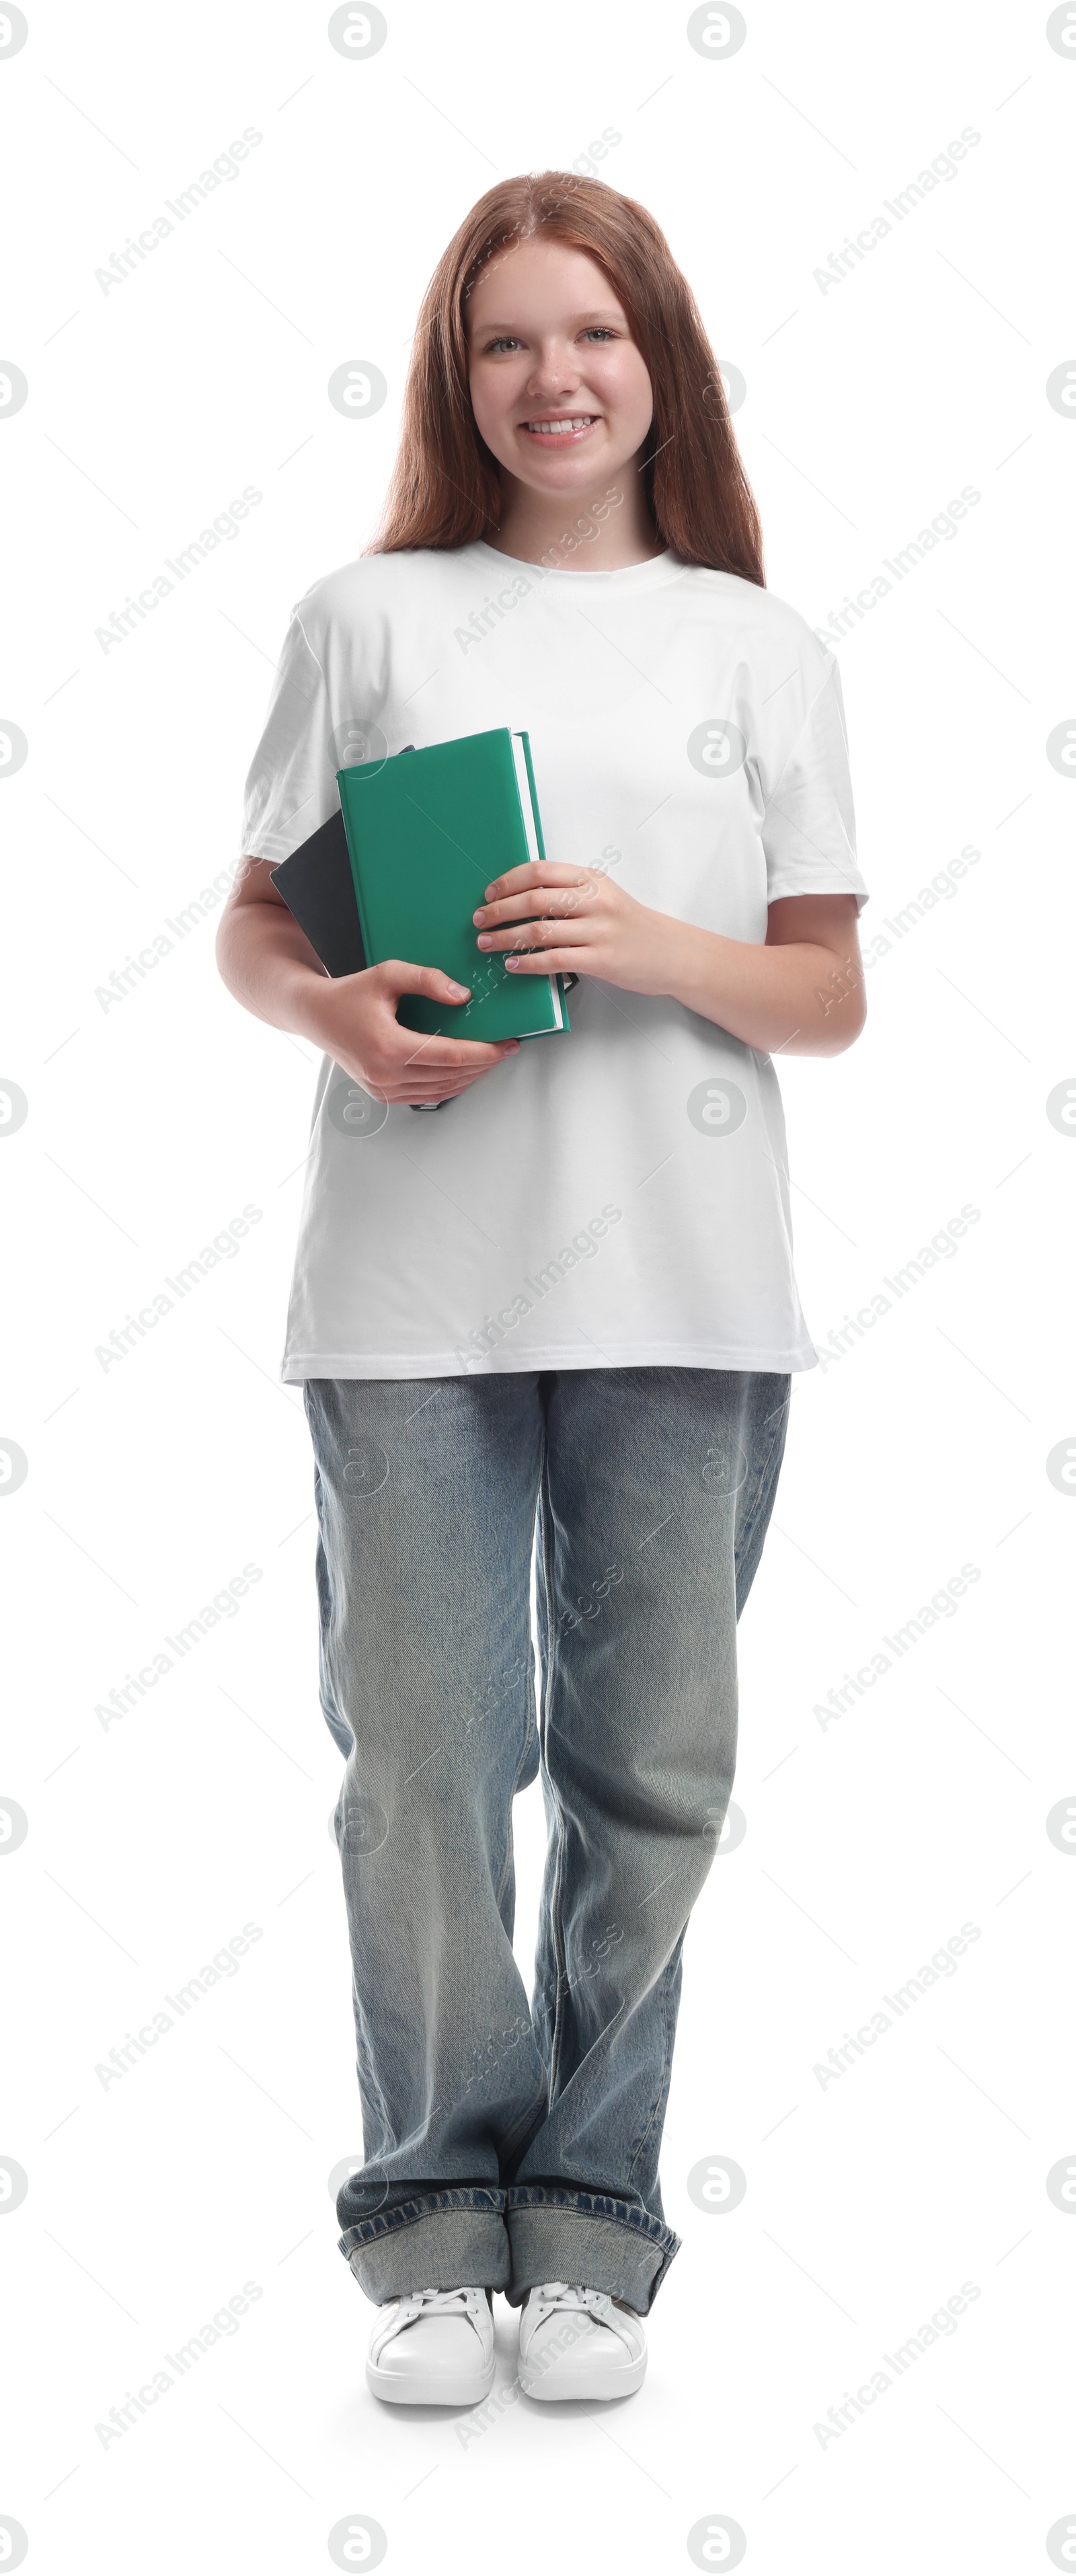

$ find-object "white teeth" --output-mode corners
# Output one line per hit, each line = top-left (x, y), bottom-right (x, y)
(523, 417), (596, 434)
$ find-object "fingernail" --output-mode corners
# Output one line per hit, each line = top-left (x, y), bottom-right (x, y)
(448, 980), (469, 997)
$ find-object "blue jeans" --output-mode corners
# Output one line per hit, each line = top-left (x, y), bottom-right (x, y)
(304, 1366), (790, 2314)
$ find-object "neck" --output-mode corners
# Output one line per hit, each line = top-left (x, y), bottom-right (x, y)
(486, 450), (665, 571)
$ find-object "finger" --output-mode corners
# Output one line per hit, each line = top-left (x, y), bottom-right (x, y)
(504, 948), (584, 974)
(475, 880), (590, 927)
(399, 1036), (520, 1070)
(394, 1059), (508, 1100)
(375, 958), (475, 1003)
(482, 861), (584, 901)
(479, 918), (589, 953)
(380, 1074), (477, 1101)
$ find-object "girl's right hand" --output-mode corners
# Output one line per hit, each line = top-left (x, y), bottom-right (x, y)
(308, 958), (521, 1105)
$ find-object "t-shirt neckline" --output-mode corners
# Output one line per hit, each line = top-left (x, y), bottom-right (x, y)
(469, 539), (687, 593)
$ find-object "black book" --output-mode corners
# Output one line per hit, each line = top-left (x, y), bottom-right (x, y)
(270, 806), (367, 980)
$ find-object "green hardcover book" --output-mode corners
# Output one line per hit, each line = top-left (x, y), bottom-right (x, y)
(336, 728), (571, 1043)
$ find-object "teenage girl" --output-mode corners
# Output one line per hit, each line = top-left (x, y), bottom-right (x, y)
(217, 171), (868, 2410)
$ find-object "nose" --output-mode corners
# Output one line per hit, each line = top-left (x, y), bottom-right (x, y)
(523, 341), (583, 401)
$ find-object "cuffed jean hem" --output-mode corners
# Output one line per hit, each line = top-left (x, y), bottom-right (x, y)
(338, 2189), (512, 2304)
(504, 2192), (681, 2315)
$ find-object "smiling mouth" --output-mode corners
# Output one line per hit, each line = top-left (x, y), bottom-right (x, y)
(518, 414), (599, 438)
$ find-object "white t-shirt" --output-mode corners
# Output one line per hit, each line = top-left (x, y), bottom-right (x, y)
(239, 541), (868, 1382)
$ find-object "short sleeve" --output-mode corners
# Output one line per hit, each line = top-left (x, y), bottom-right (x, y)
(238, 609), (336, 865)
(761, 658), (868, 913)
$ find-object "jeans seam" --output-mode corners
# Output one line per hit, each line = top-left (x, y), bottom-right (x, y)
(537, 1442), (571, 2105)
(497, 2082), (550, 2167)
(734, 1384), (790, 1590)
(625, 1951), (677, 2191)
(494, 1664), (540, 1916)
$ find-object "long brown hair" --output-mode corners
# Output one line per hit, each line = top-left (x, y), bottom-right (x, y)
(371, 171), (764, 586)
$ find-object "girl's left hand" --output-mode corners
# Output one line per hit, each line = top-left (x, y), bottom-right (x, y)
(473, 861), (677, 998)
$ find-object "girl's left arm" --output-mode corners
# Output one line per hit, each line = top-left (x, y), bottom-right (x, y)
(472, 865), (866, 1059)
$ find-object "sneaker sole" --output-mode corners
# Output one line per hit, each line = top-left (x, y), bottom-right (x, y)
(518, 2349), (647, 2401)
(366, 2355), (496, 2407)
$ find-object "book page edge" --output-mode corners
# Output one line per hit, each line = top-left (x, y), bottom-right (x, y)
(510, 732), (562, 1030)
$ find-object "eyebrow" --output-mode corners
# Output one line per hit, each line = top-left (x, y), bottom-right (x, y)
(472, 310), (626, 334)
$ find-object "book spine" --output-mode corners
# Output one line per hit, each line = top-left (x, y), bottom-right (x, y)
(336, 779), (379, 972)
(516, 732), (569, 1031)
(518, 732), (547, 862)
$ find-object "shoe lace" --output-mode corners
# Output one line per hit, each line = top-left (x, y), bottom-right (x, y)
(529, 2281), (641, 2356)
(535, 2281), (612, 2317)
(399, 2285), (484, 2318)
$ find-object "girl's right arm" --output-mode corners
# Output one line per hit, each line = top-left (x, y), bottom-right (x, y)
(215, 858), (520, 1105)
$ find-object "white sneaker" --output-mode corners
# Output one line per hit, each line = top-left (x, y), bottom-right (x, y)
(366, 2284), (496, 2406)
(517, 2281), (647, 2401)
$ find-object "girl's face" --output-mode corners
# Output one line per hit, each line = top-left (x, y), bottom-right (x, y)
(466, 239), (654, 497)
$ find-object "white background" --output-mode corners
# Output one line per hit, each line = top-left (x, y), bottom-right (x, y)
(1, 1), (1073, 2569)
